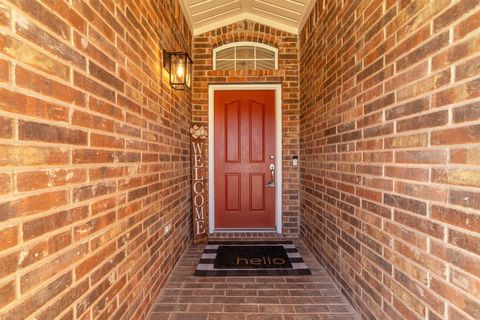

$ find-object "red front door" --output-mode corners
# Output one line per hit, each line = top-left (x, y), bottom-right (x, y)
(214, 90), (276, 229)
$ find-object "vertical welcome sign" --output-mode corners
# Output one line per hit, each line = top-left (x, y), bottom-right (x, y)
(190, 125), (208, 244)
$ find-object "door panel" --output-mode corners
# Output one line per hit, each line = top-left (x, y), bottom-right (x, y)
(250, 173), (265, 211)
(214, 90), (275, 228)
(249, 100), (265, 163)
(225, 100), (240, 162)
(225, 173), (241, 211)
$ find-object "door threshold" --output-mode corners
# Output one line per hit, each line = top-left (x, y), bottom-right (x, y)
(213, 228), (278, 233)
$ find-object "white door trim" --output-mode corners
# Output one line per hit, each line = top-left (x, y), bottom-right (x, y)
(208, 84), (283, 234)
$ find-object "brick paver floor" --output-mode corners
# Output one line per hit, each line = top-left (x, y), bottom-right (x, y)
(147, 239), (360, 320)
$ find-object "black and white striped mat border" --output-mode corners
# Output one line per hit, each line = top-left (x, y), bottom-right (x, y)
(194, 240), (311, 276)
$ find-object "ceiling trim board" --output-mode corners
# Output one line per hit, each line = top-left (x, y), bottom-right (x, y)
(178, 0), (194, 32)
(180, 0), (317, 36)
(298, 0), (316, 32)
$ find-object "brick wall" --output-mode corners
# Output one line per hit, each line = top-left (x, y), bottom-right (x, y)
(300, 0), (480, 319)
(0, 0), (192, 319)
(193, 20), (301, 236)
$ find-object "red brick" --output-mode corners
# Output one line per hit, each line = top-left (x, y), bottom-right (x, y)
(448, 306), (471, 320)
(75, 242), (116, 280)
(0, 33), (70, 80)
(0, 225), (18, 251)
(5, 273), (73, 319)
(449, 189), (480, 210)
(364, 93), (395, 114)
(0, 190), (68, 222)
(397, 70), (451, 102)
(394, 241), (446, 277)
(17, 168), (86, 192)
(0, 173), (11, 195)
(23, 206), (89, 240)
(385, 133), (428, 149)
(451, 269), (480, 298)
(432, 205), (480, 233)
(431, 278), (480, 319)
(432, 33), (480, 71)
(432, 168), (480, 187)
(395, 181), (447, 202)
(0, 116), (12, 138)
(385, 222), (427, 250)
(363, 123), (394, 138)
(390, 281), (426, 317)
(15, 11), (86, 68)
(73, 181), (117, 203)
(35, 280), (89, 320)
(9, 0), (71, 41)
(0, 58), (8, 82)
(0, 88), (69, 121)
(385, 97), (430, 120)
(0, 144), (69, 167)
(434, 0), (480, 31)
(0, 280), (15, 308)
(19, 120), (87, 145)
(396, 32), (450, 72)
(431, 125), (480, 145)
(0, 2), (9, 27)
(89, 61), (124, 91)
(433, 78), (480, 108)
(385, 166), (429, 182)
(431, 239), (480, 278)
(91, 133), (124, 149)
(450, 146), (480, 165)
(455, 9), (480, 39)
(73, 31), (116, 72)
(397, 110), (448, 132)
(72, 110), (115, 132)
(91, 197), (117, 215)
(20, 246), (86, 294)
(456, 55), (480, 81)
(384, 193), (427, 215)
(449, 229), (480, 256)
(362, 177), (393, 192)
(74, 71), (115, 102)
(72, 149), (115, 164)
(0, 1), (192, 319)
(395, 149), (447, 164)
(385, 62), (429, 93)
(89, 166), (124, 181)
(19, 231), (71, 268)
(453, 102), (480, 123)
(0, 252), (18, 279)
(73, 211), (116, 241)
(385, 25), (430, 65)
(394, 210), (444, 239)
(15, 66), (85, 107)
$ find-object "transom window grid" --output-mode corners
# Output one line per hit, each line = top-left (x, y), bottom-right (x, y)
(213, 42), (278, 71)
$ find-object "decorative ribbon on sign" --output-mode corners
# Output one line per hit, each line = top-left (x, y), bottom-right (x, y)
(190, 125), (208, 245)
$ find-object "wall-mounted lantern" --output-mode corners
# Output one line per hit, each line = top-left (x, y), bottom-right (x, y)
(163, 50), (192, 90)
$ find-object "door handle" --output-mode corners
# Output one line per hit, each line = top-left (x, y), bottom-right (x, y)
(266, 163), (275, 188)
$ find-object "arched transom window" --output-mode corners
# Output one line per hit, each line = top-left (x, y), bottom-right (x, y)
(213, 42), (278, 70)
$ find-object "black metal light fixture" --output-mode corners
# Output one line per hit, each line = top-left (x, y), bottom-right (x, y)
(163, 50), (192, 90)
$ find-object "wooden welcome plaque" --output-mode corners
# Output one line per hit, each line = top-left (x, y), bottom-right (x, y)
(190, 125), (208, 245)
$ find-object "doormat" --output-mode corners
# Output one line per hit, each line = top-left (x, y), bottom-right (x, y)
(194, 241), (311, 276)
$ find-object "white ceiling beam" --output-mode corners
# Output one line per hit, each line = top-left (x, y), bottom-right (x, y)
(178, 0), (194, 32)
(180, 0), (318, 36)
(298, 0), (316, 32)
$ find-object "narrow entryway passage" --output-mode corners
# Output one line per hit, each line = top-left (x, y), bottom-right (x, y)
(147, 239), (359, 320)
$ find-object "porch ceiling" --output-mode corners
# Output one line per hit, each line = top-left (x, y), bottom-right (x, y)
(179, 0), (316, 35)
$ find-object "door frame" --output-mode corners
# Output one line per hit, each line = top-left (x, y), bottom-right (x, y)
(208, 83), (283, 234)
